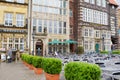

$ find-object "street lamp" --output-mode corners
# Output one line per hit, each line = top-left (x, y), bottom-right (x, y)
(32, 27), (36, 55)
(102, 34), (105, 51)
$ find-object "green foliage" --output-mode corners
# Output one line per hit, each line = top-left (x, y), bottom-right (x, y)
(112, 50), (120, 54)
(26, 55), (34, 64)
(21, 53), (29, 62)
(77, 46), (84, 54)
(100, 51), (108, 54)
(64, 62), (101, 80)
(32, 56), (43, 68)
(42, 58), (62, 74)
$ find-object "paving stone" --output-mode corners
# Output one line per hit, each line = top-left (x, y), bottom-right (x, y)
(0, 61), (65, 80)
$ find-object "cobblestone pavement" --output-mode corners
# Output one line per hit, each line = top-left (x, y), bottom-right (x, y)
(0, 61), (65, 80)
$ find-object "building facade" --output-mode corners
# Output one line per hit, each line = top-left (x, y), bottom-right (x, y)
(117, 8), (120, 49)
(0, 0), (28, 51)
(109, 0), (118, 49)
(28, 0), (70, 55)
(73, 0), (118, 52)
(69, 0), (77, 52)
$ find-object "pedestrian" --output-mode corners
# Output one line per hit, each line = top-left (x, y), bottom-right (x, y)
(16, 50), (20, 62)
(7, 47), (12, 63)
(54, 51), (58, 56)
(111, 44), (114, 54)
(37, 48), (41, 56)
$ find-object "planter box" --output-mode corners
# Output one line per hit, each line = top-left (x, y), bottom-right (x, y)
(34, 68), (43, 75)
(28, 64), (34, 70)
(45, 73), (60, 80)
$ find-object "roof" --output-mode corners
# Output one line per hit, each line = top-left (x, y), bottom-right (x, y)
(109, 0), (118, 6)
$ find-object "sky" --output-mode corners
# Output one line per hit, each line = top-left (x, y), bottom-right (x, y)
(116, 0), (120, 6)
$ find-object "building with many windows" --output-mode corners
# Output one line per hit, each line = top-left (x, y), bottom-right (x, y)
(73, 0), (118, 52)
(28, 0), (70, 55)
(0, 0), (28, 51)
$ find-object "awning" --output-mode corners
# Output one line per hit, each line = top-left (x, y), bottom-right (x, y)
(63, 39), (77, 44)
(48, 40), (62, 44)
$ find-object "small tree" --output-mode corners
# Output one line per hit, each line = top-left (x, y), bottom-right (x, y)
(77, 46), (84, 54)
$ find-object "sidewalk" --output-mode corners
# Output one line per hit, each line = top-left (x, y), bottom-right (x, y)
(0, 61), (65, 80)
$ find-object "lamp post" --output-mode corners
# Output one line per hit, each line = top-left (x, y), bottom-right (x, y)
(32, 34), (34, 55)
(32, 27), (35, 55)
(102, 34), (105, 51)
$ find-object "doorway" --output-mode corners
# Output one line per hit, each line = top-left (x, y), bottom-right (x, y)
(35, 39), (43, 56)
(95, 43), (99, 53)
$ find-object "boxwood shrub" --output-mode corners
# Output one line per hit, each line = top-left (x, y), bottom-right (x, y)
(21, 53), (29, 62)
(112, 50), (120, 54)
(100, 51), (108, 54)
(32, 56), (43, 68)
(42, 58), (62, 74)
(26, 55), (34, 64)
(64, 62), (101, 80)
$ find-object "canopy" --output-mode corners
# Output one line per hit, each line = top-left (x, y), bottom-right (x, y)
(63, 40), (77, 44)
(48, 40), (62, 44)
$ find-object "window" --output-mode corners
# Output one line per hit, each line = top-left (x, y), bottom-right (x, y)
(84, 0), (89, 3)
(16, 14), (24, 27)
(6, 0), (13, 2)
(96, 31), (100, 37)
(20, 38), (24, 43)
(89, 29), (92, 37)
(90, 0), (95, 4)
(38, 20), (42, 32)
(84, 29), (88, 36)
(96, 0), (101, 6)
(89, 41), (93, 50)
(44, 20), (47, 31)
(17, 0), (24, 3)
(9, 38), (13, 43)
(59, 21), (62, 34)
(70, 10), (73, 17)
(63, 22), (66, 34)
(15, 38), (19, 43)
(33, 18), (37, 27)
(20, 44), (24, 50)
(102, 0), (106, 7)
(54, 21), (57, 34)
(4, 13), (13, 26)
(84, 41), (88, 50)
(49, 21), (52, 33)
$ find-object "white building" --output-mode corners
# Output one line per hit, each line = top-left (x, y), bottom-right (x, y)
(28, 0), (70, 56)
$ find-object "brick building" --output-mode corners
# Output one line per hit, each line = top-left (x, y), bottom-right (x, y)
(71, 0), (118, 52)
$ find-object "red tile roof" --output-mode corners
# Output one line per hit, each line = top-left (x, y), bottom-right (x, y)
(109, 0), (118, 6)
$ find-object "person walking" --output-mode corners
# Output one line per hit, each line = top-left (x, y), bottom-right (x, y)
(7, 47), (12, 63)
(16, 50), (20, 63)
(37, 48), (41, 56)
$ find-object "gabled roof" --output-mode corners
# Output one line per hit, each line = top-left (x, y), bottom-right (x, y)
(109, 0), (118, 6)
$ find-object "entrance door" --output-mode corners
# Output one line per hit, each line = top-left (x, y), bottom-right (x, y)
(36, 40), (43, 56)
(95, 43), (99, 53)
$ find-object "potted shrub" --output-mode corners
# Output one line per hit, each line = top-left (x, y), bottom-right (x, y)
(26, 55), (34, 70)
(32, 56), (43, 75)
(64, 62), (101, 80)
(100, 51), (108, 54)
(21, 54), (29, 66)
(76, 46), (84, 54)
(42, 58), (62, 80)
